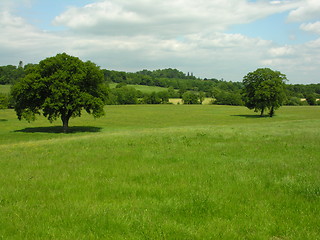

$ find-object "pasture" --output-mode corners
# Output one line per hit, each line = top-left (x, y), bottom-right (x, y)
(1, 105), (320, 239)
(109, 83), (170, 94)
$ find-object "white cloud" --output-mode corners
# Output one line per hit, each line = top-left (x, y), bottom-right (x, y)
(53, 0), (298, 37)
(300, 21), (320, 34)
(288, 0), (320, 22)
(0, 11), (68, 64)
(269, 46), (295, 57)
(1, 0), (320, 83)
(54, 1), (144, 30)
(261, 38), (320, 82)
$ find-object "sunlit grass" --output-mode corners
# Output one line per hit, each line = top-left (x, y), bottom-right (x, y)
(109, 83), (169, 93)
(0, 105), (320, 239)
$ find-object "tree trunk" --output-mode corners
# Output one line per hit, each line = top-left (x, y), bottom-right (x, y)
(260, 108), (265, 117)
(61, 115), (70, 133)
(269, 106), (274, 117)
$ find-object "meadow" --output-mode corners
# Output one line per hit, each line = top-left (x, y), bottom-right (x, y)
(1, 105), (320, 239)
(108, 83), (169, 94)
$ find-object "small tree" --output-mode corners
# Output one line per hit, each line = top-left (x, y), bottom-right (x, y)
(0, 93), (9, 109)
(305, 94), (316, 106)
(182, 91), (199, 104)
(157, 91), (170, 104)
(144, 92), (161, 104)
(242, 68), (287, 117)
(11, 53), (108, 132)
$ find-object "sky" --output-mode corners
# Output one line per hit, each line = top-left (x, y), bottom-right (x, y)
(0, 0), (320, 84)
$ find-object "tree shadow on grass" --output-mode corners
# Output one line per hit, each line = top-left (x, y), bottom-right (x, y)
(0, 119), (8, 122)
(15, 126), (102, 134)
(231, 115), (270, 119)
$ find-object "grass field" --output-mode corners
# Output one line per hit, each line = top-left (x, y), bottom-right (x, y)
(1, 105), (320, 239)
(109, 83), (169, 94)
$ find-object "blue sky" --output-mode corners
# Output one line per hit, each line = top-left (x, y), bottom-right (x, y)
(1, 0), (320, 84)
(228, 12), (314, 45)
(15, 0), (93, 30)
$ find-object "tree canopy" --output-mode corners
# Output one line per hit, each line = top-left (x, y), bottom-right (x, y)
(2, 61), (319, 107)
(0, 65), (24, 84)
(11, 53), (108, 132)
(242, 68), (287, 117)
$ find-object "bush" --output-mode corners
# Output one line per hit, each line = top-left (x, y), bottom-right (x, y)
(109, 86), (138, 105)
(285, 97), (303, 106)
(143, 92), (162, 104)
(213, 91), (243, 106)
(182, 91), (199, 104)
(0, 93), (9, 109)
(306, 94), (317, 105)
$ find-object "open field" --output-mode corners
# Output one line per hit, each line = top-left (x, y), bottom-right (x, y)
(1, 105), (320, 239)
(169, 98), (213, 105)
(109, 83), (170, 94)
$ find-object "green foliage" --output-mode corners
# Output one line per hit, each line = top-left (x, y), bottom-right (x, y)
(213, 91), (243, 106)
(108, 86), (138, 105)
(144, 91), (162, 104)
(0, 93), (9, 109)
(182, 91), (199, 104)
(285, 97), (304, 106)
(103, 68), (245, 99)
(137, 68), (195, 79)
(0, 84), (11, 94)
(286, 83), (320, 98)
(143, 91), (170, 104)
(11, 53), (108, 131)
(306, 94), (317, 106)
(102, 69), (127, 83)
(242, 68), (287, 117)
(0, 65), (24, 84)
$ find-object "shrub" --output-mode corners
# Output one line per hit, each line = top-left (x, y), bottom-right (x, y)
(306, 94), (317, 105)
(182, 91), (199, 104)
(213, 91), (243, 106)
(0, 93), (9, 109)
(285, 97), (303, 106)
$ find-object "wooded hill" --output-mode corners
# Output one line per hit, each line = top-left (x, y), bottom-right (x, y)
(1, 64), (320, 107)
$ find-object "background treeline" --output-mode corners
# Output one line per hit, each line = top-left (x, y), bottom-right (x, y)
(103, 68), (320, 106)
(103, 68), (246, 106)
(1, 64), (319, 108)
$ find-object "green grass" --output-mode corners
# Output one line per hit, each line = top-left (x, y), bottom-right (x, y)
(109, 83), (170, 93)
(1, 105), (320, 239)
(0, 85), (11, 94)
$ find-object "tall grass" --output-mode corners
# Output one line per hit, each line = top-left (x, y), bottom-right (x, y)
(1, 105), (320, 239)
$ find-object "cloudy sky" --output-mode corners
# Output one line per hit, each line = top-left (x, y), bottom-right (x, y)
(0, 0), (319, 84)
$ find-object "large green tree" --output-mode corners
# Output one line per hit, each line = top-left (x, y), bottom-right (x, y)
(11, 53), (108, 132)
(242, 68), (287, 117)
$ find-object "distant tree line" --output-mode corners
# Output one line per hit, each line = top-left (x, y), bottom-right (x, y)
(105, 83), (172, 105)
(0, 65), (24, 84)
(1, 63), (319, 109)
(102, 68), (243, 95)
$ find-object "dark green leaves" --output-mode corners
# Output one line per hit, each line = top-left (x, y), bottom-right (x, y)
(242, 68), (287, 117)
(11, 53), (108, 130)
